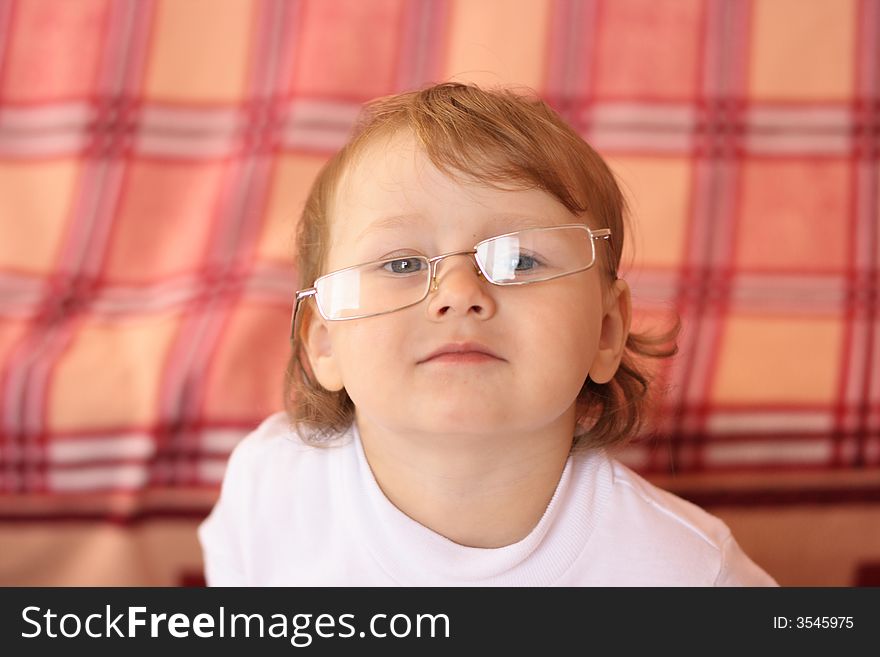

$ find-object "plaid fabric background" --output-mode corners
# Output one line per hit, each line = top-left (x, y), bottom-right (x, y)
(0, 0), (878, 585)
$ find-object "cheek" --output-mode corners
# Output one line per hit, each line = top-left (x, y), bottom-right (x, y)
(329, 321), (410, 390)
(533, 279), (601, 336)
(524, 286), (602, 373)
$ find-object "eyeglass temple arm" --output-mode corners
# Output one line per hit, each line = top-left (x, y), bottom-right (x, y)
(290, 288), (317, 342)
(592, 228), (611, 240)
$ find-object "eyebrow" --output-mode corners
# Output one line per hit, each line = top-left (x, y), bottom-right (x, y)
(356, 213), (555, 241)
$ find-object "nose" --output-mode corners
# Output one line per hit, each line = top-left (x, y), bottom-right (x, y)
(426, 252), (496, 320)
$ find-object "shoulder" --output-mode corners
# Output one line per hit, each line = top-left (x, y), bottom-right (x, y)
(591, 454), (777, 585)
(222, 412), (353, 490)
(208, 412), (355, 533)
(199, 413), (354, 585)
(230, 411), (351, 457)
(608, 458), (732, 547)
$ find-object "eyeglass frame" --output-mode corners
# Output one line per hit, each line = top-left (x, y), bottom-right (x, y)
(290, 224), (612, 341)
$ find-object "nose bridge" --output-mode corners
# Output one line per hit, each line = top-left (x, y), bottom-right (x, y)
(429, 249), (482, 291)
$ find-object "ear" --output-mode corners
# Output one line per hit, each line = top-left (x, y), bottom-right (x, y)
(301, 311), (345, 392)
(588, 278), (632, 384)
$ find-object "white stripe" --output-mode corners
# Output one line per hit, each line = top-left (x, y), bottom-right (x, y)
(733, 273), (847, 296)
(198, 460), (228, 484)
(201, 429), (248, 454)
(140, 106), (242, 132)
(628, 297), (679, 314)
(728, 300), (844, 315)
(0, 271), (296, 317)
(590, 103), (697, 128)
(707, 411), (835, 434)
(0, 103), (94, 130)
(49, 434), (155, 464)
(284, 126), (352, 151)
(91, 275), (204, 313)
(49, 465), (150, 491)
(745, 132), (852, 155)
(135, 132), (239, 158)
(0, 132), (90, 157)
(288, 100), (361, 126)
(0, 101), (856, 136)
(0, 95), (564, 139)
(747, 106), (852, 130)
(587, 130), (694, 153)
(0, 271), (45, 291)
(625, 269), (680, 301)
(91, 288), (200, 313)
(704, 439), (832, 466)
(245, 266), (296, 296)
(0, 273), (45, 311)
(730, 273), (848, 312)
(99, 273), (202, 297)
(0, 306), (40, 319)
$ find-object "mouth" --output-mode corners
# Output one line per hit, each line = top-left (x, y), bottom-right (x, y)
(422, 351), (502, 365)
(419, 342), (504, 365)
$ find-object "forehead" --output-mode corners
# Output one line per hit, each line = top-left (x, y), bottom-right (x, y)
(327, 131), (574, 250)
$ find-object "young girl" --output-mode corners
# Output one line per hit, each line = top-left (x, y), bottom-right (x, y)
(199, 82), (777, 586)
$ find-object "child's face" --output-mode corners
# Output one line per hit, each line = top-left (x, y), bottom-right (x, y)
(304, 131), (628, 438)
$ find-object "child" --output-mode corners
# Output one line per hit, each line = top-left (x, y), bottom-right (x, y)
(198, 82), (777, 586)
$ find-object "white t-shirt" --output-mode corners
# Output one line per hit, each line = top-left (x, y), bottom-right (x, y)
(198, 411), (778, 586)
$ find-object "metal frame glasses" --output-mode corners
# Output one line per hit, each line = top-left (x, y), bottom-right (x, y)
(290, 224), (611, 341)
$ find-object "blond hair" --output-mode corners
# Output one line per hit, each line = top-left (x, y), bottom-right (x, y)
(284, 82), (678, 451)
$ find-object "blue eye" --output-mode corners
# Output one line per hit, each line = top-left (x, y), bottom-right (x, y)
(513, 254), (541, 270)
(382, 258), (426, 275)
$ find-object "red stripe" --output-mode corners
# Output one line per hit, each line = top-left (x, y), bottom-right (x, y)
(659, 401), (878, 413)
(0, 0), (18, 104)
(0, 508), (212, 525)
(594, 147), (858, 160)
(673, 486), (880, 508)
(1, 93), (865, 113)
(833, 0), (873, 467)
(3, 417), (263, 441)
(2, 484), (879, 520)
(854, 0), (880, 467)
(688, 0), (753, 472)
(0, 454), (231, 471)
(389, 0), (409, 91)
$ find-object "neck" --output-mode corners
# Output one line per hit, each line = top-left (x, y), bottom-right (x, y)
(354, 407), (576, 548)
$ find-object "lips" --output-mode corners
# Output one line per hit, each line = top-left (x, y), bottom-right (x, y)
(419, 341), (503, 363)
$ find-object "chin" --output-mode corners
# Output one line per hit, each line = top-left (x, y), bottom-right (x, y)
(422, 406), (513, 434)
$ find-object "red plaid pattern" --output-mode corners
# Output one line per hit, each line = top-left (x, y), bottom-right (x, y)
(0, 0), (878, 585)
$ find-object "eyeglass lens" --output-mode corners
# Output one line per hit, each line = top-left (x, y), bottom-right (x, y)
(315, 226), (596, 320)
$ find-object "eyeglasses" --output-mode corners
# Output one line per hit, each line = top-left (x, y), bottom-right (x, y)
(290, 224), (611, 340)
